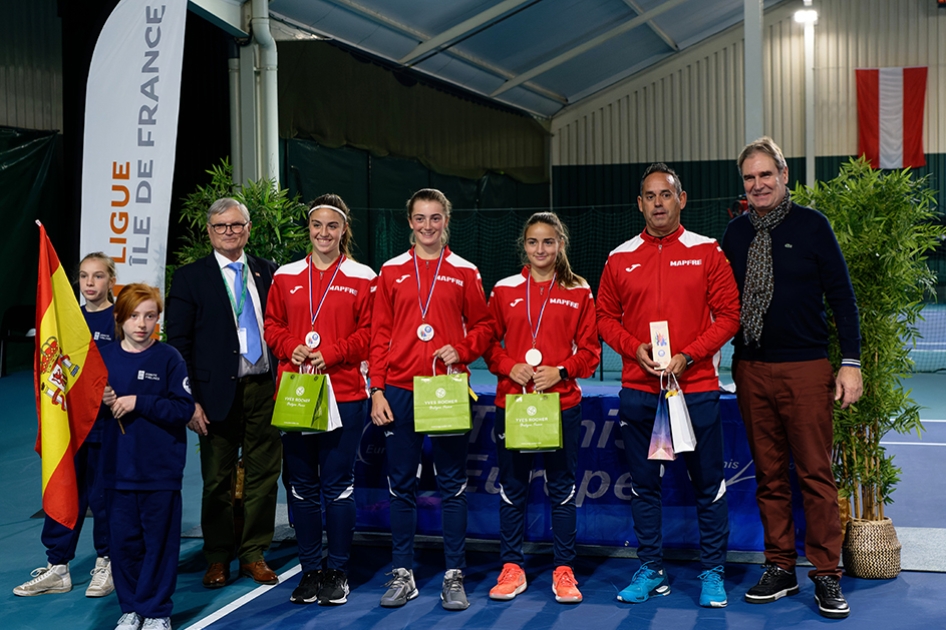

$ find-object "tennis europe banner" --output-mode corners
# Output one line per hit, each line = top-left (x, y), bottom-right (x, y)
(856, 67), (927, 169)
(35, 222), (109, 529)
(80, 0), (188, 295)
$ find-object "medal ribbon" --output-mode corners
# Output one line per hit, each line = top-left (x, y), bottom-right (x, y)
(308, 254), (345, 330)
(526, 272), (556, 349)
(413, 247), (446, 323)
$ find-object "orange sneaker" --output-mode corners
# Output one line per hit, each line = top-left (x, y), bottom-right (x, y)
(552, 566), (582, 604)
(489, 563), (527, 600)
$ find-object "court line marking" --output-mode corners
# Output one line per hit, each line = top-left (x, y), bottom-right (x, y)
(880, 441), (946, 446)
(183, 564), (303, 630)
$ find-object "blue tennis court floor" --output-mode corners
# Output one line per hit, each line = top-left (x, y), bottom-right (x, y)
(3, 370), (946, 629)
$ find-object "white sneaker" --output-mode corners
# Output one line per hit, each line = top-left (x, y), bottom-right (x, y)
(13, 563), (72, 596)
(115, 612), (143, 630)
(87, 556), (114, 597)
(141, 618), (171, 630)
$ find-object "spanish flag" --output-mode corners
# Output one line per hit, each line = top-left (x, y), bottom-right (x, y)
(34, 222), (109, 529)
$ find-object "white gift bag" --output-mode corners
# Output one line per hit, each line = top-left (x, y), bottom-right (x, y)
(300, 363), (342, 435)
(665, 372), (697, 453)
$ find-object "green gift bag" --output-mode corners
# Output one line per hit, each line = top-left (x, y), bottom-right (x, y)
(271, 371), (341, 432)
(504, 391), (563, 451)
(413, 365), (472, 435)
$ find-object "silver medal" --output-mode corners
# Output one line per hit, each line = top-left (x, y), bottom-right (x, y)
(417, 323), (435, 342)
(525, 348), (543, 367)
(305, 331), (321, 349)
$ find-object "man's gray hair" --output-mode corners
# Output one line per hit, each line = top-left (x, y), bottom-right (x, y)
(737, 136), (788, 172)
(207, 197), (250, 224)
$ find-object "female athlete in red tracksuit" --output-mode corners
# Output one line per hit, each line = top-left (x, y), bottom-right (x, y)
(369, 188), (493, 611)
(264, 194), (376, 607)
(484, 212), (600, 605)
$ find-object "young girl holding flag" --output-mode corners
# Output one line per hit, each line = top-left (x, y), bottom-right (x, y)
(14, 253), (118, 598)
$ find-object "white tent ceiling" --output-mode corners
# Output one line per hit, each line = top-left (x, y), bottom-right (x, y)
(264, 0), (789, 118)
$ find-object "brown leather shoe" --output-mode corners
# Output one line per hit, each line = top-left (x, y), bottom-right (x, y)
(240, 560), (279, 585)
(202, 562), (230, 589)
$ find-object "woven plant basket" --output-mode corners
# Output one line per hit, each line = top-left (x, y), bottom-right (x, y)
(842, 517), (901, 579)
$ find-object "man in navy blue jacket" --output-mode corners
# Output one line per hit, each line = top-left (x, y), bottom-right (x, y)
(722, 137), (862, 620)
(166, 198), (280, 589)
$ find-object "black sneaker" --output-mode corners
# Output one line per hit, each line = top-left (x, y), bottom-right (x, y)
(318, 568), (350, 605)
(812, 575), (850, 619)
(290, 570), (322, 605)
(745, 564), (800, 604)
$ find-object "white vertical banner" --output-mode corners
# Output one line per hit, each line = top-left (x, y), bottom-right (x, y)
(80, 0), (188, 295)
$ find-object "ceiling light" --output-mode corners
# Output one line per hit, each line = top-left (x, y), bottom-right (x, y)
(794, 9), (818, 24)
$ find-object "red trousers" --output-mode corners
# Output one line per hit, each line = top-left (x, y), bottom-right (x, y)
(733, 358), (843, 578)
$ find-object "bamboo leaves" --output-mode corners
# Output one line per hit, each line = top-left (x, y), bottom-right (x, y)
(171, 158), (309, 272)
(793, 157), (943, 520)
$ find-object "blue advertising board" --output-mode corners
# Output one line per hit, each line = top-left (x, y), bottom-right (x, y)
(351, 389), (806, 554)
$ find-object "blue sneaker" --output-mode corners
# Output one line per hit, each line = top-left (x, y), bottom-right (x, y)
(617, 562), (671, 603)
(698, 565), (727, 608)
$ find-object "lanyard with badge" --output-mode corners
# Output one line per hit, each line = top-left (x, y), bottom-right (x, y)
(222, 260), (250, 354)
(525, 272), (556, 367)
(306, 254), (345, 349)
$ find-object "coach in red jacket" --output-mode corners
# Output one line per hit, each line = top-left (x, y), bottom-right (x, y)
(597, 163), (740, 609)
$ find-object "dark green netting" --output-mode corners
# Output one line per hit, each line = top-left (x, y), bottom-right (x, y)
(0, 127), (64, 373)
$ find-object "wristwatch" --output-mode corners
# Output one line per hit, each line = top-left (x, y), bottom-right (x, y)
(558, 366), (569, 381)
(370, 387), (385, 396)
(681, 353), (694, 368)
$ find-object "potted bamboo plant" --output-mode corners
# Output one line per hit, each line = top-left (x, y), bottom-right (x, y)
(171, 158), (309, 271)
(793, 157), (944, 579)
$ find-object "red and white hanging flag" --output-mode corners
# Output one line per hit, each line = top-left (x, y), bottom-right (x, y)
(856, 67), (927, 169)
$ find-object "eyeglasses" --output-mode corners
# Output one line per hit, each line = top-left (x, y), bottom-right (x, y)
(209, 222), (248, 234)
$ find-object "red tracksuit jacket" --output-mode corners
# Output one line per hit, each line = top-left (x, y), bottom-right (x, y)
(264, 255), (376, 402)
(485, 267), (601, 409)
(596, 225), (741, 394)
(369, 246), (493, 391)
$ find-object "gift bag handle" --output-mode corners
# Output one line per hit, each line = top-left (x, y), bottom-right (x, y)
(432, 355), (458, 376)
(667, 370), (681, 392)
(300, 361), (322, 376)
(658, 370), (681, 392)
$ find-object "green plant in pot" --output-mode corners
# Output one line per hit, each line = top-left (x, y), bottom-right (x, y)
(170, 158), (309, 275)
(793, 157), (944, 579)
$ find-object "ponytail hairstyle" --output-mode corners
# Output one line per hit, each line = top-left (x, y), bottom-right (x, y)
(77, 252), (118, 303)
(406, 188), (452, 246)
(308, 193), (355, 260)
(517, 212), (585, 289)
(113, 284), (163, 340)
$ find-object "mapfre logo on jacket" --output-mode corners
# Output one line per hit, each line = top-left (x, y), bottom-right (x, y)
(549, 297), (580, 309)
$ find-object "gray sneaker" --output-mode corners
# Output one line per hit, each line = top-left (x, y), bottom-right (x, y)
(115, 612), (143, 630)
(13, 563), (72, 596)
(380, 567), (418, 607)
(87, 556), (114, 597)
(441, 569), (470, 611)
